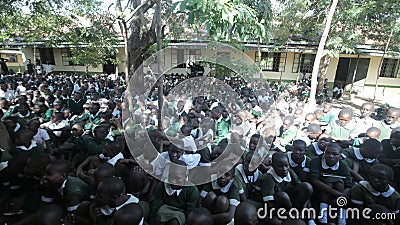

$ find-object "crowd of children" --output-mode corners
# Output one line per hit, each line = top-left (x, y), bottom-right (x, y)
(0, 70), (399, 225)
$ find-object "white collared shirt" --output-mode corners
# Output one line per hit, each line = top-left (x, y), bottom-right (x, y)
(16, 140), (37, 151)
(359, 181), (395, 197)
(267, 167), (292, 183)
(312, 142), (324, 155)
(165, 183), (182, 196)
(353, 148), (376, 163)
(287, 152), (308, 172)
(321, 158), (340, 170)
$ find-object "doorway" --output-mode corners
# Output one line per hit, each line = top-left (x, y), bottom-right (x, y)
(334, 57), (370, 90)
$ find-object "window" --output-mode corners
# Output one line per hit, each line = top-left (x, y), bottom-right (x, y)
(0, 54), (18, 63)
(61, 48), (84, 66)
(255, 52), (286, 72)
(380, 58), (400, 78)
(171, 49), (201, 68)
(62, 48), (73, 66)
(292, 53), (316, 73)
(38, 48), (55, 65)
(7, 54), (18, 63)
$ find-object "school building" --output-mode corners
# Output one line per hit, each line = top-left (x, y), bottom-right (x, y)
(1, 41), (400, 105)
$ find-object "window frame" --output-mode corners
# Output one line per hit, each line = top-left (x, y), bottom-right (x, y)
(379, 58), (400, 78)
(255, 51), (286, 72)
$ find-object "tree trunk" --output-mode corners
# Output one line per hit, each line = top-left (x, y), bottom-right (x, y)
(127, 0), (158, 93)
(309, 0), (338, 109)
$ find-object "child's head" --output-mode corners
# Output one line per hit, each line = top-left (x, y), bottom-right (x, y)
(249, 134), (262, 151)
(181, 124), (192, 137)
(71, 122), (85, 137)
(96, 177), (126, 208)
(369, 164), (394, 192)
(27, 118), (41, 132)
(94, 163), (115, 185)
(390, 131), (400, 148)
(51, 112), (65, 124)
(168, 159), (188, 189)
(272, 152), (289, 178)
(24, 153), (51, 177)
(360, 138), (383, 159)
(282, 115), (295, 131)
(366, 127), (381, 139)
(338, 108), (353, 126)
(314, 109), (324, 120)
(306, 123), (322, 140)
(18, 102), (30, 116)
(103, 141), (122, 158)
(111, 203), (143, 225)
(93, 125), (108, 141)
(323, 143), (342, 166)
(41, 160), (72, 187)
(216, 162), (235, 187)
(360, 102), (374, 118)
(304, 113), (316, 126)
(168, 144), (184, 161)
(243, 151), (261, 176)
(317, 134), (332, 151)
(186, 207), (213, 225)
(385, 108), (400, 125)
(323, 103), (332, 113)
(15, 129), (35, 147)
(234, 202), (257, 225)
(200, 117), (214, 131)
(291, 140), (306, 164)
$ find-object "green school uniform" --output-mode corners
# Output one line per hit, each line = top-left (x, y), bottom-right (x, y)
(215, 118), (230, 143)
(287, 152), (311, 181)
(234, 164), (263, 202)
(200, 178), (240, 207)
(327, 120), (357, 140)
(309, 156), (352, 188)
(83, 137), (112, 156)
(351, 181), (400, 213)
(151, 182), (198, 220)
(342, 147), (378, 181)
(10, 141), (45, 156)
(320, 111), (336, 124)
(374, 120), (400, 141)
(277, 126), (297, 147)
(67, 98), (86, 115)
(306, 142), (324, 159)
(260, 168), (301, 202)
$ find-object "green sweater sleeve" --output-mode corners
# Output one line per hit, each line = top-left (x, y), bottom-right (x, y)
(151, 182), (164, 216)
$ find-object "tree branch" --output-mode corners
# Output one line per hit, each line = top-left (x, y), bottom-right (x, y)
(126, 0), (157, 24)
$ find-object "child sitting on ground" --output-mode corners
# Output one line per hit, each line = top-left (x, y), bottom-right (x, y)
(200, 162), (240, 225)
(10, 129), (45, 156)
(259, 152), (313, 225)
(234, 151), (263, 204)
(306, 134), (332, 159)
(342, 138), (382, 182)
(309, 143), (352, 225)
(151, 160), (198, 225)
(40, 159), (89, 213)
(350, 164), (400, 225)
(287, 140), (311, 182)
